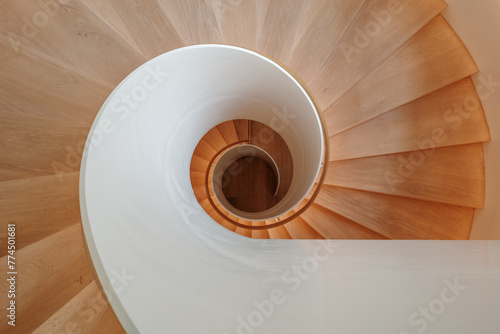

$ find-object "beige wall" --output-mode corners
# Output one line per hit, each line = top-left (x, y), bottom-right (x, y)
(443, 0), (500, 239)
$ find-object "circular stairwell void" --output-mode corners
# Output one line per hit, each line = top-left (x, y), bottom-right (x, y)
(212, 144), (281, 218)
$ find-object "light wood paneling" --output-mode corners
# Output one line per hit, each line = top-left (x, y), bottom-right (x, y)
(330, 78), (491, 160)
(325, 143), (485, 208)
(257, 0), (306, 63)
(79, 0), (143, 55)
(0, 0), (146, 87)
(312, 0), (447, 109)
(289, 0), (366, 84)
(0, 172), (80, 257)
(159, 0), (223, 45)
(33, 281), (125, 334)
(0, 225), (94, 334)
(300, 203), (387, 239)
(0, 112), (89, 181)
(211, 0), (258, 49)
(315, 185), (474, 239)
(0, 37), (111, 124)
(324, 15), (478, 135)
(82, 0), (183, 59)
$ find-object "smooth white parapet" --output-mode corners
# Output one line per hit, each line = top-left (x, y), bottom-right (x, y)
(80, 45), (500, 333)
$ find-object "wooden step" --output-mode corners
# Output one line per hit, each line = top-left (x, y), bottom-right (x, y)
(190, 154), (210, 173)
(266, 220), (293, 239)
(0, 0), (146, 87)
(211, 0), (258, 49)
(330, 78), (491, 161)
(202, 127), (228, 152)
(300, 203), (387, 239)
(311, 0), (447, 109)
(0, 37), (111, 124)
(193, 139), (218, 162)
(325, 143), (485, 208)
(0, 173), (80, 256)
(32, 281), (125, 334)
(158, 0), (223, 45)
(252, 221), (270, 239)
(217, 121), (240, 145)
(233, 120), (250, 141)
(0, 225), (94, 333)
(324, 15), (478, 135)
(257, 0), (306, 63)
(281, 211), (323, 239)
(288, 0), (366, 84)
(78, 0), (143, 55)
(0, 112), (89, 181)
(315, 185), (474, 239)
(235, 218), (252, 238)
(81, 0), (183, 59)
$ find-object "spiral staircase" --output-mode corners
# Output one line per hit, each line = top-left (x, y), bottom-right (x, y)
(0, 0), (496, 333)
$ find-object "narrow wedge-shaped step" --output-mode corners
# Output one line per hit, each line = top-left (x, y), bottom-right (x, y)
(214, 204), (237, 232)
(193, 139), (218, 162)
(217, 121), (239, 144)
(312, 0), (447, 109)
(190, 154), (210, 173)
(324, 15), (478, 135)
(190, 171), (207, 188)
(266, 220), (292, 239)
(0, 0), (146, 87)
(252, 221), (270, 239)
(257, 0), (306, 63)
(300, 203), (387, 239)
(315, 185), (474, 239)
(81, 0), (183, 59)
(33, 281), (125, 334)
(0, 172), (80, 256)
(235, 218), (252, 238)
(233, 120), (250, 141)
(0, 225), (94, 333)
(0, 113), (89, 181)
(211, 0), (258, 49)
(281, 211), (323, 239)
(325, 143), (485, 208)
(330, 77), (491, 161)
(202, 127), (229, 152)
(159, 0), (223, 45)
(78, 0), (143, 55)
(0, 37), (111, 124)
(288, 0), (366, 84)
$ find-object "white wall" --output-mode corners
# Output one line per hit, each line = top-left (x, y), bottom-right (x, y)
(443, 0), (500, 240)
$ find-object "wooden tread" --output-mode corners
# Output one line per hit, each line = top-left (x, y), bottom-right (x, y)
(315, 185), (474, 239)
(324, 15), (478, 135)
(325, 143), (485, 208)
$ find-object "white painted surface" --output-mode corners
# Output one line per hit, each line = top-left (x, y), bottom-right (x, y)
(443, 0), (500, 239)
(81, 45), (500, 333)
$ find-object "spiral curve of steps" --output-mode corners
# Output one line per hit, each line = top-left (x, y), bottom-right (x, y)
(0, 0), (490, 332)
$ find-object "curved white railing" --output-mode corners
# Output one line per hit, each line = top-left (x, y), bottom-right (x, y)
(80, 45), (500, 333)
